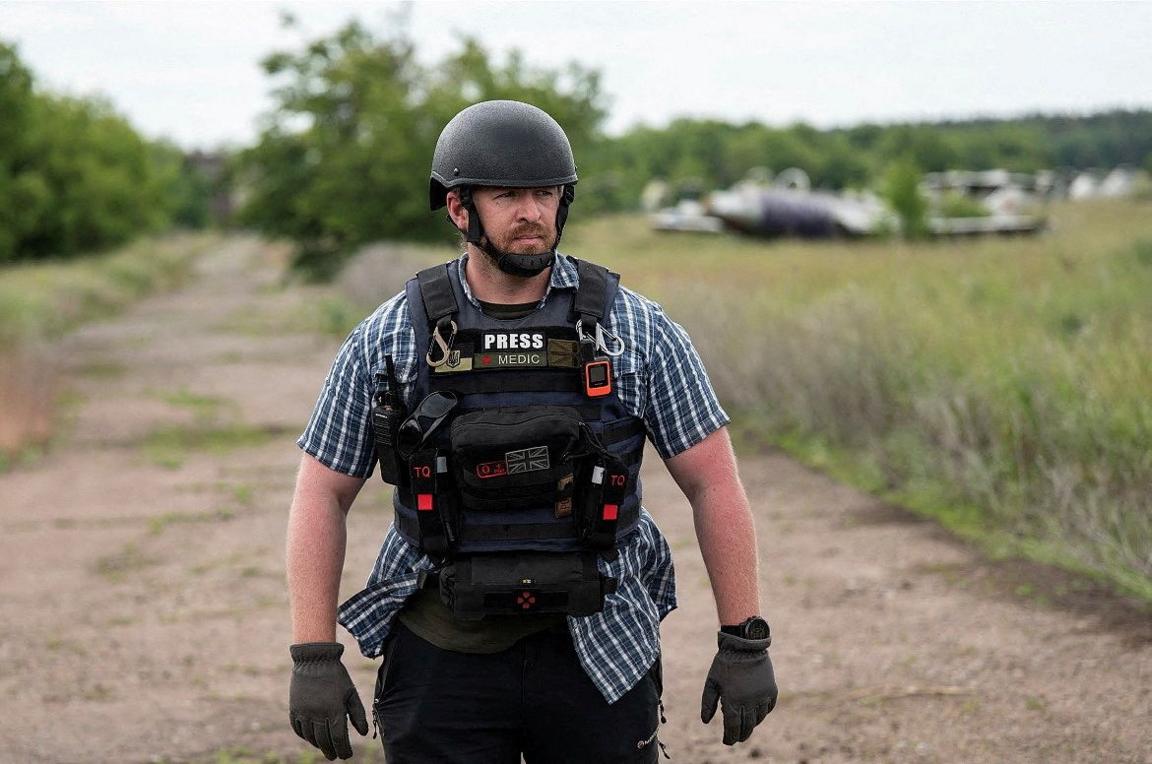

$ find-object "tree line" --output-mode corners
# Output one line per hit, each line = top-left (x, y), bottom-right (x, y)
(236, 20), (605, 279)
(238, 23), (1152, 276)
(577, 112), (1152, 214)
(5, 25), (1149, 272)
(0, 41), (213, 264)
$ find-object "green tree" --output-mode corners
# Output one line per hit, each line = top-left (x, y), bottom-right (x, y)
(18, 94), (170, 258)
(883, 159), (929, 239)
(239, 23), (606, 279)
(1, 38), (212, 262)
(0, 41), (37, 260)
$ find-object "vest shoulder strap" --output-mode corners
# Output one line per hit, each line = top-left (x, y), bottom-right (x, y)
(416, 263), (459, 326)
(418, 258), (618, 328)
(571, 258), (618, 326)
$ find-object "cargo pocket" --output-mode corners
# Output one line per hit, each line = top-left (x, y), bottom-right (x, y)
(450, 406), (584, 512)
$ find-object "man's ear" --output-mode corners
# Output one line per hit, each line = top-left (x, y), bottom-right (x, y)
(445, 189), (468, 230)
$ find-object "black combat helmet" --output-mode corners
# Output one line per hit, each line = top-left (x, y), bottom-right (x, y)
(429, 100), (578, 277)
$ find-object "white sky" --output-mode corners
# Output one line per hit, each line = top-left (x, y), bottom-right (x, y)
(2, 1), (1150, 151)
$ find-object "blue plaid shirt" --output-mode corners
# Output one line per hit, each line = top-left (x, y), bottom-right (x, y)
(298, 251), (729, 703)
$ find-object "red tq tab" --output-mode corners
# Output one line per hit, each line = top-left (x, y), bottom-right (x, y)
(602, 503), (618, 521)
(417, 493), (434, 511)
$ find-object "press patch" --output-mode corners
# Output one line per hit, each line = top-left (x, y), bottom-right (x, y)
(505, 446), (550, 474)
(480, 331), (546, 351)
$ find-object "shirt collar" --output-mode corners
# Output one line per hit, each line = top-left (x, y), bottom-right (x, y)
(456, 250), (579, 310)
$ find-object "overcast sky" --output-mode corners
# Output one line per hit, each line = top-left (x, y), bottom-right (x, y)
(2, 1), (1150, 151)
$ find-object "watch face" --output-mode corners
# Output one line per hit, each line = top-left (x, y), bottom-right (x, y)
(745, 617), (771, 641)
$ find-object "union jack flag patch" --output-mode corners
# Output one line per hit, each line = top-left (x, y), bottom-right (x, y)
(505, 446), (550, 474)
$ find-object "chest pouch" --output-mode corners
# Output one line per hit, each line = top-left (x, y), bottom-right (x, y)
(449, 406), (584, 513)
(429, 551), (618, 620)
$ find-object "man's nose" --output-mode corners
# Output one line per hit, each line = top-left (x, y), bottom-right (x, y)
(514, 195), (545, 222)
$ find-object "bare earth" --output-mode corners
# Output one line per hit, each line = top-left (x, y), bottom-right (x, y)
(1, 239), (1149, 764)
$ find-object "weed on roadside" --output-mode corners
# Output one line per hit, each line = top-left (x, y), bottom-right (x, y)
(141, 422), (293, 469)
(93, 543), (159, 581)
(230, 482), (256, 506)
(76, 360), (127, 379)
(197, 745), (385, 764)
(157, 388), (234, 420)
(148, 508), (236, 535)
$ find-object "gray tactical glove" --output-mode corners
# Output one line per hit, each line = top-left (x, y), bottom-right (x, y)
(700, 631), (778, 745)
(289, 642), (370, 760)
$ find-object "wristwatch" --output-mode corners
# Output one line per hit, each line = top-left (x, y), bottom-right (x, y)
(720, 616), (771, 642)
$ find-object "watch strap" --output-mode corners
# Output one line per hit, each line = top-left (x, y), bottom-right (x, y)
(719, 616), (771, 642)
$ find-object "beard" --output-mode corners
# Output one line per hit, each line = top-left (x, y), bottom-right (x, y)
(476, 223), (560, 278)
(487, 223), (558, 256)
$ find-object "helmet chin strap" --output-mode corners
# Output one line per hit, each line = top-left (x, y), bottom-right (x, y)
(485, 245), (556, 278)
(457, 186), (573, 278)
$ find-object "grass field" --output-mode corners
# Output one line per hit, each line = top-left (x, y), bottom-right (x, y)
(564, 200), (1152, 599)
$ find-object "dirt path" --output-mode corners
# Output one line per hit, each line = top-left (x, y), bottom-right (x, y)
(1, 239), (1148, 763)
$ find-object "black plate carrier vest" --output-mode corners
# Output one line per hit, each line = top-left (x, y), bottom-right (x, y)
(386, 258), (646, 561)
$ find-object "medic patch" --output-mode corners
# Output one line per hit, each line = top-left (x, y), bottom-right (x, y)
(505, 446), (550, 474)
(474, 351), (546, 369)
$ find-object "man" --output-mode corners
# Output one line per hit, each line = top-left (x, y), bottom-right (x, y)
(287, 100), (777, 762)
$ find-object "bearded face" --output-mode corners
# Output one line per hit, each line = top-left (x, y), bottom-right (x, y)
(483, 218), (559, 257)
(447, 186), (565, 277)
(472, 187), (561, 254)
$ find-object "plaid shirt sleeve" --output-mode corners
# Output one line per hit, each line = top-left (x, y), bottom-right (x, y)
(297, 292), (414, 478)
(639, 302), (731, 459)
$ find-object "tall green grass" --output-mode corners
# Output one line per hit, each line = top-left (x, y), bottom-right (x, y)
(565, 200), (1152, 599)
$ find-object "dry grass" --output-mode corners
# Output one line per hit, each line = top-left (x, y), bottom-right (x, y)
(0, 234), (216, 462)
(0, 343), (57, 455)
(565, 200), (1152, 598)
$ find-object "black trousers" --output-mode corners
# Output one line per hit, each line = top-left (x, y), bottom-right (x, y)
(373, 621), (664, 763)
